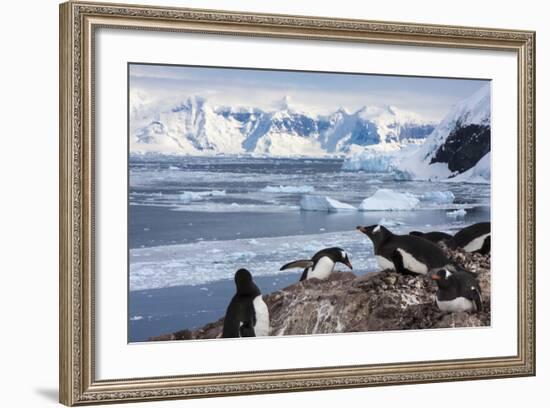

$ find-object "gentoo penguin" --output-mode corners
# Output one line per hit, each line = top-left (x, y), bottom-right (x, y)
(356, 225), (455, 275)
(280, 247), (353, 281)
(222, 269), (269, 338)
(409, 230), (453, 244)
(448, 222), (491, 254)
(431, 268), (483, 313)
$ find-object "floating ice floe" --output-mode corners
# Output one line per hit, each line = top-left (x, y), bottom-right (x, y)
(300, 195), (356, 212)
(359, 188), (419, 211)
(419, 191), (455, 204)
(130, 316), (144, 321)
(446, 208), (467, 219)
(179, 190), (226, 204)
(261, 185), (315, 193)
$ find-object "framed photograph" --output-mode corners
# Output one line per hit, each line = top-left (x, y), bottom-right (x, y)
(59, 1), (536, 405)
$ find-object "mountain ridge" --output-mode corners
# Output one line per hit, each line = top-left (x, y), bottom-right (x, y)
(130, 93), (436, 157)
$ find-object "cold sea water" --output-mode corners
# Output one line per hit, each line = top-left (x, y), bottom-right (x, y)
(128, 156), (490, 342)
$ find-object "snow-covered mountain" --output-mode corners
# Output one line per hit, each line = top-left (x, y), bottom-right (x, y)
(391, 83), (491, 181)
(129, 92), (435, 156)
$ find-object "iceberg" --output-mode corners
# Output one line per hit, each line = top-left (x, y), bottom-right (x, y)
(300, 195), (356, 212)
(359, 188), (419, 211)
(446, 208), (467, 219)
(419, 191), (455, 204)
(261, 185), (315, 193)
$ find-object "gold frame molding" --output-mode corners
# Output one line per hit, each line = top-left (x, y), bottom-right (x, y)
(59, 1), (536, 405)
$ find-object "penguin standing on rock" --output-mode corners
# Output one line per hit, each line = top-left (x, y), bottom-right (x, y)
(409, 230), (453, 244)
(222, 269), (269, 338)
(448, 222), (491, 255)
(356, 225), (455, 275)
(280, 247), (353, 281)
(431, 268), (483, 313)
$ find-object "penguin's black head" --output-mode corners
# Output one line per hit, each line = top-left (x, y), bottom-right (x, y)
(235, 268), (253, 284)
(234, 268), (260, 296)
(330, 247), (353, 270)
(314, 247), (353, 269)
(338, 249), (353, 270)
(431, 269), (454, 287)
(356, 224), (391, 246)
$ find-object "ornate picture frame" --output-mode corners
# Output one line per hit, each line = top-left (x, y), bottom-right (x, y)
(59, 1), (535, 405)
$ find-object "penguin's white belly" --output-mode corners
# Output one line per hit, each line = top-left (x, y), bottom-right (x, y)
(396, 248), (428, 275)
(253, 295), (270, 337)
(376, 256), (395, 271)
(463, 233), (490, 252)
(307, 257), (335, 280)
(437, 297), (475, 313)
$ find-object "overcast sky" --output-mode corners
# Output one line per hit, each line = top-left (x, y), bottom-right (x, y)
(130, 63), (489, 122)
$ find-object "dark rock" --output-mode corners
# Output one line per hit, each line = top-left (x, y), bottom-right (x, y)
(148, 250), (491, 341)
(430, 123), (490, 173)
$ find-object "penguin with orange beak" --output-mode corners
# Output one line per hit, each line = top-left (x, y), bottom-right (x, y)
(431, 268), (483, 313)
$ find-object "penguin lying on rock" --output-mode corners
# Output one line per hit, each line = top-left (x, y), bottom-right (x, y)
(431, 268), (483, 313)
(222, 269), (269, 338)
(280, 247), (353, 281)
(447, 222), (491, 255)
(409, 230), (453, 244)
(356, 225), (456, 276)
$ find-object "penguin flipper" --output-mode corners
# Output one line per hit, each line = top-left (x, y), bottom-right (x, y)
(478, 235), (491, 255)
(299, 268), (309, 282)
(239, 321), (256, 337)
(222, 300), (241, 338)
(280, 259), (314, 271)
(390, 250), (414, 275)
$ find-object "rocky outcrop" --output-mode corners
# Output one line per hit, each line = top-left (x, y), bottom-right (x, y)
(430, 124), (490, 173)
(149, 248), (490, 341)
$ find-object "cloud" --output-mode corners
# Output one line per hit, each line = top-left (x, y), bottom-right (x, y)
(129, 64), (488, 121)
